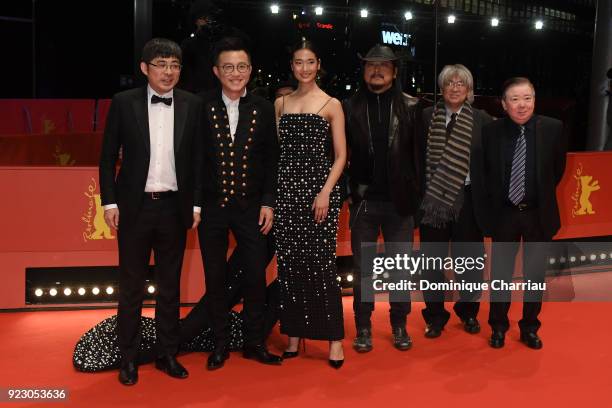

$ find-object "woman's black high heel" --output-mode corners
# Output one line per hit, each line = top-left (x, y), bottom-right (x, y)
(328, 341), (344, 369)
(282, 338), (306, 359)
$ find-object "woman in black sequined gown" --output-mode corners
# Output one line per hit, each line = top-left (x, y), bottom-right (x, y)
(273, 40), (347, 367)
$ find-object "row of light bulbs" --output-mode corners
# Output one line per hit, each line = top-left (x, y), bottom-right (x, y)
(33, 285), (157, 297)
(269, 4), (546, 29)
(549, 252), (612, 265)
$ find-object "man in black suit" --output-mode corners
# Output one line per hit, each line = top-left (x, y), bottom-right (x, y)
(99, 38), (203, 385)
(479, 77), (566, 350)
(419, 64), (492, 339)
(198, 37), (281, 370)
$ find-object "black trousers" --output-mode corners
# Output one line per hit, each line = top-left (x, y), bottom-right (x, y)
(489, 206), (549, 334)
(350, 200), (413, 330)
(420, 186), (485, 329)
(198, 202), (268, 348)
(117, 195), (186, 362)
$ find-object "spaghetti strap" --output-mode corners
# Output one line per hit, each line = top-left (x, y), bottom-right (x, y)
(315, 97), (333, 115)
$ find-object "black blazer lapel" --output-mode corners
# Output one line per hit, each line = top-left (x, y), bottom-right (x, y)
(173, 90), (187, 155)
(131, 87), (150, 155)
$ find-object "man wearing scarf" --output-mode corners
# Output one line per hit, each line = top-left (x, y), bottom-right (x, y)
(419, 64), (492, 339)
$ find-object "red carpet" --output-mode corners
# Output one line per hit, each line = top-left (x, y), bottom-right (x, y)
(1, 300), (610, 407)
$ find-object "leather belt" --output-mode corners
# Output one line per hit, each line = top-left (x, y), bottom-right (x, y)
(144, 191), (177, 200)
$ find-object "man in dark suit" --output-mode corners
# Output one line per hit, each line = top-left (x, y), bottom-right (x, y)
(479, 77), (566, 350)
(99, 38), (203, 385)
(419, 64), (493, 339)
(197, 37), (281, 370)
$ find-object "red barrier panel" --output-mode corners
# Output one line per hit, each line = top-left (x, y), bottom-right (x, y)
(0, 100), (30, 134)
(0, 132), (103, 166)
(95, 99), (112, 131)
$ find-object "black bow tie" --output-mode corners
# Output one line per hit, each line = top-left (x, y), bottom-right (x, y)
(151, 95), (172, 106)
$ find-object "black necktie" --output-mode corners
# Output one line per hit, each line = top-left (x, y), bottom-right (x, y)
(446, 112), (457, 140)
(151, 95), (172, 106)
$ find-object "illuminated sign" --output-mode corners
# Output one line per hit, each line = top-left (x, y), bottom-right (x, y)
(381, 30), (409, 46)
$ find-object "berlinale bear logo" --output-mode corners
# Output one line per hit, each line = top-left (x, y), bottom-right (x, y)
(572, 163), (600, 217)
(82, 177), (115, 241)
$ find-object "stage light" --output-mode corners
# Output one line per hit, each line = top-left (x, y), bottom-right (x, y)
(34, 288), (43, 297)
(190, 33), (195, 38)
(535, 20), (544, 30)
(609, 252), (612, 258)
(345, 84), (351, 90)
(549, 258), (555, 265)
(447, 15), (456, 24)
(64, 288), (72, 296)
(315, 6), (323, 16)
(360, 9), (368, 18)
(600, 253), (607, 260)
(293, 13), (297, 20)
(404, 11), (413, 21)
(336, 276), (342, 282)
(147, 285), (156, 294)
(590, 254), (597, 261)
(270, 4), (279, 14)
(49, 288), (58, 297)
(491, 18), (499, 27)
(78, 287), (86, 296)
(580, 255), (586, 262)
(92, 287), (100, 295)
(106, 286), (114, 295)
(570, 256), (576, 263)
(346, 274), (354, 282)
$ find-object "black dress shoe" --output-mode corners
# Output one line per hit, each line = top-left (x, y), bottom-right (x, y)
(207, 347), (229, 371)
(155, 355), (188, 379)
(520, 332), (543, 350)
(461, 317), (481, 334)
(243, 345), (283, 365)
(392, 327), (412, 351)
(424, 325), (442, 339)
(352, 328), (373, 353)
(489, 331), (505, 348)
(328, 359), (344, 369)
(118, 361), (138, 386)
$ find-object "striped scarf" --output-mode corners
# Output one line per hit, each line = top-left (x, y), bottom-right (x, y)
(420, 101), (474, 227)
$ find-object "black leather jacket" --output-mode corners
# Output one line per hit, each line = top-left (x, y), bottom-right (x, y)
(343, 89), (423, 216)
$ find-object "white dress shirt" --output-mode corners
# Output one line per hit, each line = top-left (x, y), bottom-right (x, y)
(221, 89), (247, 142)
(445, 104), (471, 185)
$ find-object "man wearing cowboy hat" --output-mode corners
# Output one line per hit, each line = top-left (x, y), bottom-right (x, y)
(343, 44), (423, 353)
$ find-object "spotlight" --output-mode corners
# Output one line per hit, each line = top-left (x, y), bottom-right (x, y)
(447, 15), (456, 24)
(147, 285), (156, 294)
(34, 288), (43, 297)
(360, 9), (368, 18)
(270, 4), (279, 14)
(336, 276), (342, 282)
(92, 287), (100, 295)
(590, 254), (597, 261)
(580, 255), (586, 262)
(315, 6), (323, 16)
(293, 13), (297, 20)
(549, 258), (555, 265)
(78, 287), (86, 296)
(346, 274), (354, 282)
(491, 18), (499, 27)
(345, 84), (351, 90)
(49, 288), (58, 297)
(190, 33), (195, 38)
(535, 20), (544, 30)
(404, 11), (413, 21)
(570, 256), (576, 263)
(600, 253), (607, 260)
(106, 286), (114, 295)
(64, 288), (72, 296)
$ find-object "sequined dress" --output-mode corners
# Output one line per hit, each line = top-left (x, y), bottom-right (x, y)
(276, 113), (344, 341)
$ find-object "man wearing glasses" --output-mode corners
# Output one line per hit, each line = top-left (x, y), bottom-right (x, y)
(197, 36), (281, 370)
(99, 38), (204, 385)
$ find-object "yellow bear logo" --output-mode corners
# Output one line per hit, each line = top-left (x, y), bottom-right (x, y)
(90, 194), (115, 239)
(575, 175), (599, 215)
